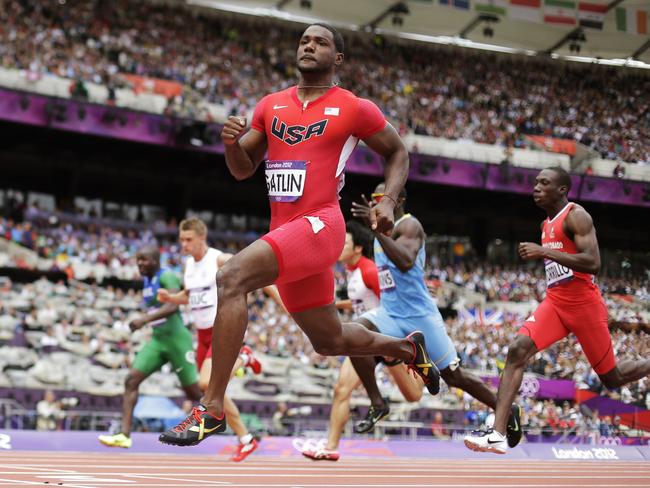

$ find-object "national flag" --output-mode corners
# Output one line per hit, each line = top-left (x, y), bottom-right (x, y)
(481, 308), (504, 326)
(439, 0), (470, 10)
(457, 306), (503, 326)
(616, 7), (649, 35)
(457, 305), (477, 325)
(544, 0), (577, 25)
(509, 0), (542, 23)
(577, 1), (607, 29)
(475, 0), (509, 16)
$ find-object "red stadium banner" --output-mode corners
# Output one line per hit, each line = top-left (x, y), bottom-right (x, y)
(120, 74), (183, 98)
(526, 135), (577, 155)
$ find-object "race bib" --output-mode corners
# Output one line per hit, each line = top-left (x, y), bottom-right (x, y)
(378, 266), (396, 292)
(265, 160), (307, 202)
(189, 286), (216, 310)
(545, 259), (574, 288)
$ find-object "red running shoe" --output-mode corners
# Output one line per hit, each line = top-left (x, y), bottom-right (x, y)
(302, 447), (340, 461)
(240, 345), (262, 375)
(231, 438), (259, 462)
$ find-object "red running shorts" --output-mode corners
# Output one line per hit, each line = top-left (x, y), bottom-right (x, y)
(518, 295), (615, 375)
(262, 204), (345, 313)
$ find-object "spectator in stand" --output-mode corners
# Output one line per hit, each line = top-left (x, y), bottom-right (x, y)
(36, 390), (64, 431)
(0, 0), (647, 164)
(614, 162), (626, 179)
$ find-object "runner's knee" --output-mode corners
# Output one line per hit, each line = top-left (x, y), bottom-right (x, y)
(333, 379), (354, 400)
(506, 337), (535, 368)
(216, 261), (245, 295)
(125, 373), (141, 391)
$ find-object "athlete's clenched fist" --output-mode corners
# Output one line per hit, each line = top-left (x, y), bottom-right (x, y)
(221, 116), (247, 145)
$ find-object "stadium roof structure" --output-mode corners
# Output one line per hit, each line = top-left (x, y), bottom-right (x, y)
(187, 0), (650, 68)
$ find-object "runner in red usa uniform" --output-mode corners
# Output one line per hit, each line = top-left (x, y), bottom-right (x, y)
(160, 22), (440, 447)
(464, 167), (650, 455)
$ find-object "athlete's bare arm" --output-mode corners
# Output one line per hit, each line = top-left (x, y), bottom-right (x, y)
(157, 288), (189, 305)
(221, 117), (268, 181)
(362, 124), (409, 236)
(129, 296), (180, 331)
(352, 196), (423, 272)
(335, 299), (353, 311)
(375, 218), (424, 273)
(158, 258), (191, 305)
(519, 206), (600, 274)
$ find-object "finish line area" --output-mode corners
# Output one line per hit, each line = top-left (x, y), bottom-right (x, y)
(1, 432), (649, 488)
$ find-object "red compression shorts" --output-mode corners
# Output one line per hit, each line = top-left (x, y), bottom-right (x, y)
(518, 293), (615, 375)
(262, 205), (345, 313)
(196, 327), (213, 370)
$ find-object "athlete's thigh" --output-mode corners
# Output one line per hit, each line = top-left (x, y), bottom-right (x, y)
(164, 328), (199, 387)
(396, 314), (459, 370)
(278, 268), (336, 313)
(132, 338), (166, 377)
(518, 299), (569, 351)
(560, 299), (614, 375)
(220, 238), (280, 292)
(262, 206), (345, 287)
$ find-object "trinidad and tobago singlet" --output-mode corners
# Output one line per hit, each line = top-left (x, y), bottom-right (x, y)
(251, 86), (387, 229)
(541, 202), (600, 303)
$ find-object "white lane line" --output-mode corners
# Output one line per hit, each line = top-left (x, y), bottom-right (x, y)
(6, 472), (648, 479)
(0, 464), (647, 472)
(126, 474), (231, 485)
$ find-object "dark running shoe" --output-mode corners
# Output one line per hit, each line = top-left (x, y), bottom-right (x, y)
(405, 331), (440, 395)
(354, 402), (390, 434)
(506, 403), (523, 448)
(159, 405), (226, 446)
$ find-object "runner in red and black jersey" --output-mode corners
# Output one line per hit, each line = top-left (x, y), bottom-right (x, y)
(465, 167), (650, 455)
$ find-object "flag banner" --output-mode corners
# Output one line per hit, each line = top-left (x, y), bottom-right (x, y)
(509, 0), (542, 23)
(475, 0), (509, 16)
(439, 0), (471, 10)
(577, 1), (607, 30)
(544, 0), (577, 25)
(616, 7), (649, 35)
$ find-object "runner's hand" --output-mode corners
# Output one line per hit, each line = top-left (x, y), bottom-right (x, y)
(129, 317), (147, 332)
(351, 194), (373, 228)
(221, 116), (247, 145)
(371, 199), (395, 236)
(518, 242), (545, 260)
(157, 289), (171, 303)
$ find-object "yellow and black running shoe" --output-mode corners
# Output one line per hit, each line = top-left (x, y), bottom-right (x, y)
(159, 404), (226, 446)
(406, 331), (440, 395)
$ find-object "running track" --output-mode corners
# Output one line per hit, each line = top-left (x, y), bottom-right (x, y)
(0, 452), (649, 488)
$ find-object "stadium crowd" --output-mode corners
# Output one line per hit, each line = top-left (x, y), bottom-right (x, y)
(1, 0), (649, 164)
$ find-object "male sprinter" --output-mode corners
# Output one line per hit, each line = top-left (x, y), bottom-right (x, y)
(160, 23), (439, 447)
(99, 245), (201, 448)
(464, 167), (650, 454)
(302, 220), (424, 461)
(351, 183), (522, 448)
(158, 217), (270, 461)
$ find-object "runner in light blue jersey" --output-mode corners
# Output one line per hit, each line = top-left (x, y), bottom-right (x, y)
(351, 182), (522, 447)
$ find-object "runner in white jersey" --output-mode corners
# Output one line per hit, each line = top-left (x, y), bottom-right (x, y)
(301, 220), (424, 462)
(158, 217), (282, 462)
